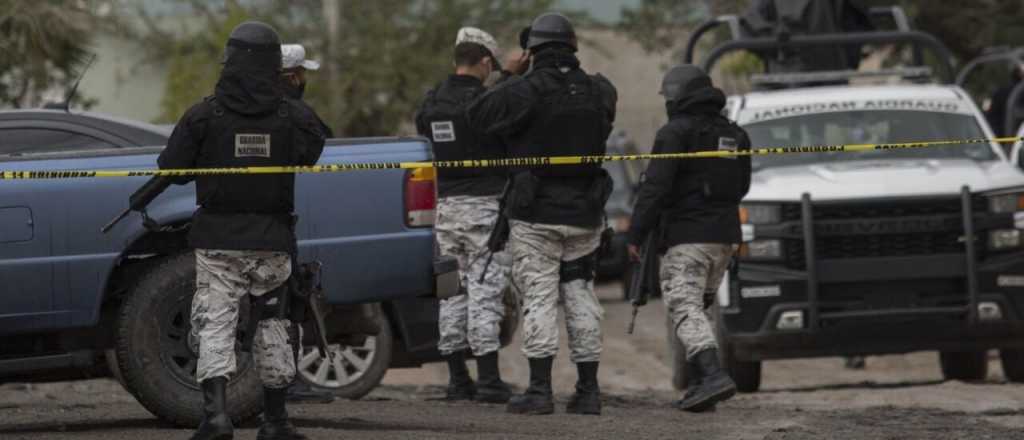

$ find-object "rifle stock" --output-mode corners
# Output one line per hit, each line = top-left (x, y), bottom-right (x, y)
(101, 175), (173, 233)
(479, 180), (512, 283)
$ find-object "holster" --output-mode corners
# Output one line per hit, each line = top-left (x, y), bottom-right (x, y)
(507, 171), (540, 215)
(240, 260), (331, 359)
(560, 252), (598, 283)
(292, 261), (331, 358)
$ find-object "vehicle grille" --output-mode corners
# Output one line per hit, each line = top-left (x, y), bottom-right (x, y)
(781, 197), (981, 269)
(780, 197), (984, 222)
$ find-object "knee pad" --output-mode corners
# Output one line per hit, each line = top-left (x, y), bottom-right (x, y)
(560, 253), (597, 283)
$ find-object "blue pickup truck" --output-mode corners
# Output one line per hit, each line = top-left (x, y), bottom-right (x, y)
(0, 110), (509, 427)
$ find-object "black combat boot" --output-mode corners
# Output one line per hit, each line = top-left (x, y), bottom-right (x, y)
(674, 349), (736, 412)
(474, 351), (511, 403)
(678, 359), (716, 413)
(444, 351), (476, 400)
(257, 387), (307, 440)
(190, 377), (233, 440)
(506, 357), (555, 415)
(565, 361), (601, 415)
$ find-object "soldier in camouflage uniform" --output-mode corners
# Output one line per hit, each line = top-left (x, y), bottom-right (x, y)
(628, 65), (751, 413)
(159, 22), (325, 440)
(467, 13), (618, 416)
(415, 27), (526, 403)
(192, 250), (296, 388)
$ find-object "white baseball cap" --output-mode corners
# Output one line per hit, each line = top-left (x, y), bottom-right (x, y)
(281, 44), (321, 71)
(455, 27), (501, 60)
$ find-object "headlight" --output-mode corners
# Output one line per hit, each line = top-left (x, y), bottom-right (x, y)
(988, 193), (1024, 213)
(739, 239), (783, 259)
(740, 204), (781, 225)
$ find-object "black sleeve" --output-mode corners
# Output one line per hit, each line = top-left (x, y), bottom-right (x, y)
(465, 77), (536, 139)
(291, 104), (326, 166)
(592, 73), (618, 124)
(157, 103), (206, 185)
(627, 125), (683, 245)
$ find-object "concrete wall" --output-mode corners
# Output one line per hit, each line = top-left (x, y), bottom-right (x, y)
(577, 29), (675, 152)
(81, 27), (674, 152)
(79, 34), (167, 123)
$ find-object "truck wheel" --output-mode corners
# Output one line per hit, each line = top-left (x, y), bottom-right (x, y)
(999, 349), (1024, 382)
(499, 286), (521, 348)
(666, 315), (690, 391)
(115, 253), (263, 427)
(714, 306), (761, 393)
(939, 350), (988, 381)
(104, 349), (128, 390)
(297, 310), (393, 400)
(724, 354), (762, 393)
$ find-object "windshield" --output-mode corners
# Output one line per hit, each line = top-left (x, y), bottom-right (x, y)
(743, 110), (996, 169)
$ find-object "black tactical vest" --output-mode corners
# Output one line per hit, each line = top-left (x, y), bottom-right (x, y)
(683, 115), (751, 203)
(195, 97), (296, 214)
(520, 68), (611, 177)
(420, 79), (503, 181)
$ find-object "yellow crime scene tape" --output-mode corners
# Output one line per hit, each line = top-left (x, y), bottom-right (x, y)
(0, 136), (1021, 180)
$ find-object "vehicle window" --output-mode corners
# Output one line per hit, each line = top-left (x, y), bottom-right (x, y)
(743, 111), (996, 169)
(0, 128), (118, 155)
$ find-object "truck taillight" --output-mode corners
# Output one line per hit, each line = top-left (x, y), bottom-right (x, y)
(405, 167), (436, 227)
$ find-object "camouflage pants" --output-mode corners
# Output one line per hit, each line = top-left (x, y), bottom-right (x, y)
(191, 249), (297, 388)
(510, 220), (603, 363)
(660, 244), (735, 360)
(435, 195), (511, 356)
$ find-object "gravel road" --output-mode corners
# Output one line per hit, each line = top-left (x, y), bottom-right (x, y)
(2, 281), (1023, 439)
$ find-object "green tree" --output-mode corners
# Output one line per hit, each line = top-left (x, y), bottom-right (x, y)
(0, 0), (99, 108)
(133, 0), (555, 136)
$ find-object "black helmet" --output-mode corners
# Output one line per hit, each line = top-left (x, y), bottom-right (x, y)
(660, 65), (711, 102)
(222, 21), (282, 66)
(527, 13), (576, 51)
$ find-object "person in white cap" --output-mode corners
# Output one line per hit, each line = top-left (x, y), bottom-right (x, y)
(280, 44), (333, 138)
(413, 26), (515, 404)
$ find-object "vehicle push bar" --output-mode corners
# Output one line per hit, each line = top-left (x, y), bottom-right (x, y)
(695, 31), (956, 85)
(684, 6), (919, 69)
(797, 190), (980, 329)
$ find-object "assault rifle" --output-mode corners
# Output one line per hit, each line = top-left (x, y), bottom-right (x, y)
(479, 180), (512, 282)
(101, 176), (173, 233)
(627, 230), (660, 334)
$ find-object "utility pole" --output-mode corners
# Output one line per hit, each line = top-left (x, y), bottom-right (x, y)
(322, 0), (342, 135)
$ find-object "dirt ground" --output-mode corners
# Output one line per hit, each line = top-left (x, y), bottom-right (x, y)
(2, 281), (1023, 439)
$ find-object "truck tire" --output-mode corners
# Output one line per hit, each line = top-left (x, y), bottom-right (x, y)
(999, 349), (1024, 382)
(714, 306), (761, 393)
(297, 309), (393, 400)
(939, 350), (988, 381)
(115, 252), (263, 427)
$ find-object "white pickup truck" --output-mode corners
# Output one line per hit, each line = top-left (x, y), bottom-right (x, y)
(684, 7), (1024, 392)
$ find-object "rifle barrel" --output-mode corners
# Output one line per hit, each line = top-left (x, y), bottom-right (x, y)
(627, 306), (639, 335)
(100, 208), (131, 234)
